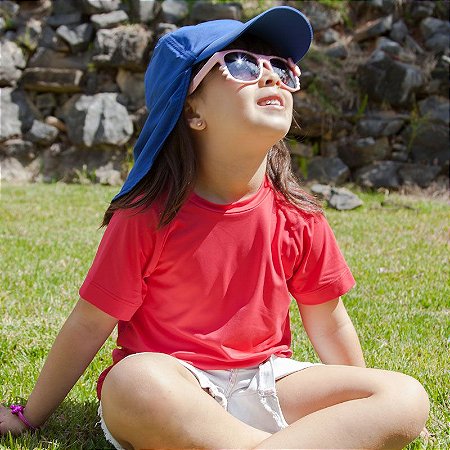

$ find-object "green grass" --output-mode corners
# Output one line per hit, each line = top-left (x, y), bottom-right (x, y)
(1, 183), (449, 449)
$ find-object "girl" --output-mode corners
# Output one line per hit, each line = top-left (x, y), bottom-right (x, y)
(0, 6), (429, 449)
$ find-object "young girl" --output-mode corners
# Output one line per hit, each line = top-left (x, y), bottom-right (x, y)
(1, 6), (429, 449)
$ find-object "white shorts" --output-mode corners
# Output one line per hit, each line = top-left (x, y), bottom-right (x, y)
(98, 353), (319, 450)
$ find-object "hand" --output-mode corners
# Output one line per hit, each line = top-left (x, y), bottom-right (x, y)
(0, 405), (29, 436)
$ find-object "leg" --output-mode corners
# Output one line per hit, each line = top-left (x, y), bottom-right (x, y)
(100, 353), (271, 449)
(257, 364), (429, 449)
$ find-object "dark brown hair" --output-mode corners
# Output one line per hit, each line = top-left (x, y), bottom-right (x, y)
(101, 34), (321, 228)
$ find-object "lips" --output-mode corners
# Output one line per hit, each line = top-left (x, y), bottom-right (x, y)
(257, 95), (284, 107)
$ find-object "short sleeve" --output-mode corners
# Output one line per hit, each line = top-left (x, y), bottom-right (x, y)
(79, 207), (159, 321)
(287, 213), (355, 305)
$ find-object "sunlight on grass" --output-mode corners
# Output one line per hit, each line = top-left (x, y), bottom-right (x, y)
(1, 183), (449, 449)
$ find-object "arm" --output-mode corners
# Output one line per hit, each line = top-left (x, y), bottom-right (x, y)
(299, 297), (366, 367)
(0, 298), (117, 434)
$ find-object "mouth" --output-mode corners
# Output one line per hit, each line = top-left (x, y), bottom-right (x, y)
(256, 95), (284, 109)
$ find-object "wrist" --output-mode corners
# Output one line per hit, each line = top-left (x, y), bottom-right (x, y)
(10, 404), (39, 431)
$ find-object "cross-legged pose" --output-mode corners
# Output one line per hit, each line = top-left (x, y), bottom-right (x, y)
(0, 6), (429, 449)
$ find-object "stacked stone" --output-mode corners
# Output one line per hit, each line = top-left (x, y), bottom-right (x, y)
(0, 0), (448, 192)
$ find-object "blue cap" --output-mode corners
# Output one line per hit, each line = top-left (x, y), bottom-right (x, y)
(113, 6), (313, 201)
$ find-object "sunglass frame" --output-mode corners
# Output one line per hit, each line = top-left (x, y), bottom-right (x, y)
(188, 49), (301, 95)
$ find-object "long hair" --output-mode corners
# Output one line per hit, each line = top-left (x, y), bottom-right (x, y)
(101, 34), (321, 228)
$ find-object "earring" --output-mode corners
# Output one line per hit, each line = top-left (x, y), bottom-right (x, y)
(197, 120), (203, 127)
(196, 120), (206, 130)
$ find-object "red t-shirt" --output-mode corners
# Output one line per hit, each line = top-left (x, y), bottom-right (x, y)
(79, 177), (355, 398)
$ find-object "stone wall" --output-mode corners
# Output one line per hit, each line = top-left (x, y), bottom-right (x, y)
(1, 0), (449, 189)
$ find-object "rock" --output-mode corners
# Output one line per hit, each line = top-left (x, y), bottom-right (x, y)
(84, 69), (120, 95)
(21, 68), (83, 92)
(129, 105), (148, 134)
(28, 47), (92, 70)
(24, 119), (58, 145)
(328, 187), (363, 210)
(390, 143), (409, 162)
(35, 92), (57, 115)
(420, 17), (450, 53)
(358, 50), (423, 106)
(403, 121), (449, 166)
(128, 0), (159, 23)
(356, 112), (405, 137)
(155, 22), (178, 40)
(411, 1), (435, 21)
(310, 183), (331, 198)
(51, 0), (79, 15)
(424, 33), (450, 54)
(95, 161), (122, 185)
(41, 145), (125, 183)
(59, 93), (133, 148)
(424, 58), (449, 96)
(45, 115), (67, 132)
(294, 2), (342, 31)
(56, 23), (94, 53)
(307, 156), (350, 185)
(91, 10), (129, 29)
(325, 42), (348, 59)
(366, 0), (396, 14)
(191, 1), (242, 22)
(375, 37), (415, 62)
(320, 29), (340, 45)
(354, 161), (402, 188)
(0, 1), (19, 19)
(14, 0), (52, 19)
(288, 141), (313, 158)
(422, 17), (450, 40)
(390, 20), (408, 43)
(46, 13), (83, 27)
(0, 88), (40, 140)
(398, 163), (441, 187)
(93, 25), (153, 71)
(15, 18), (42, 51)
(354, 15), (393, 42)
(292, 94), (325, 138)
(39, 25), (70, 52)
(321, 141), (338, 157)
(310, 184), (363, 210)
(338, 136), (390, 169)
(0, 40), (26, 86)
(116, 69), (145, 110)
(0, 156), (38, 182)
(161, 0), (189, 24)
(0, 139), (36, 161)
(418, 96), (449, 125)
(81, 0), (122, 15)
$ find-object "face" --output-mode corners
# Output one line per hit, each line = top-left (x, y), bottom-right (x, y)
(185, 57), (295, 147)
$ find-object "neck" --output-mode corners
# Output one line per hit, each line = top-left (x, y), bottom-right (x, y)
(195, 153), (268, 205)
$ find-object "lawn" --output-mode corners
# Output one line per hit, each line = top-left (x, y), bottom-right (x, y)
(0, 182), (449, 449)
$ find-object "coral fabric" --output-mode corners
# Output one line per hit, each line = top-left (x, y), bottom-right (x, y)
(79, 177), (355, 398)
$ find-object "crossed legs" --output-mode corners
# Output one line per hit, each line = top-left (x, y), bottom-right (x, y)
(100, 353), (429, 449)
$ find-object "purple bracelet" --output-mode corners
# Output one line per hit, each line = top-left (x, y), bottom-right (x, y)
(10, 404), (38, 431)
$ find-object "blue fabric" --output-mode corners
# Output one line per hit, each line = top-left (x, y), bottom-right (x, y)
(113, 6), (312, 201)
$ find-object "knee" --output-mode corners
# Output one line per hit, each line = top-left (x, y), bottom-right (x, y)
(383, 372), (430, 441)
(101, 353), (180, 415)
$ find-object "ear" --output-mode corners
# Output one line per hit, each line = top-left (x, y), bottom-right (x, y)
(184, 100), (207, 131)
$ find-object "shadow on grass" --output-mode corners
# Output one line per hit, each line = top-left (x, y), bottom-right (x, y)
(0, 399), (114, 450)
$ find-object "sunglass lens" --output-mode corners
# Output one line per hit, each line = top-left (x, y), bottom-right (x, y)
(224, 52), (260, 81)
(271, 58), (297, 89)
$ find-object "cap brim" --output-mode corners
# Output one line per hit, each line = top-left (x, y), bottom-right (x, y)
(197, 6), (313, 64)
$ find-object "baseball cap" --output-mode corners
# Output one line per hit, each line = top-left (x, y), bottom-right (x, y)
(113, 6), (313, 201)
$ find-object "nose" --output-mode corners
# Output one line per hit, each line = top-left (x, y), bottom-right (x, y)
(259, 64), (282, 88)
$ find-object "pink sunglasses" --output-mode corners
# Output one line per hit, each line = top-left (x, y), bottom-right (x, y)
(188, 49), (301, 95)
